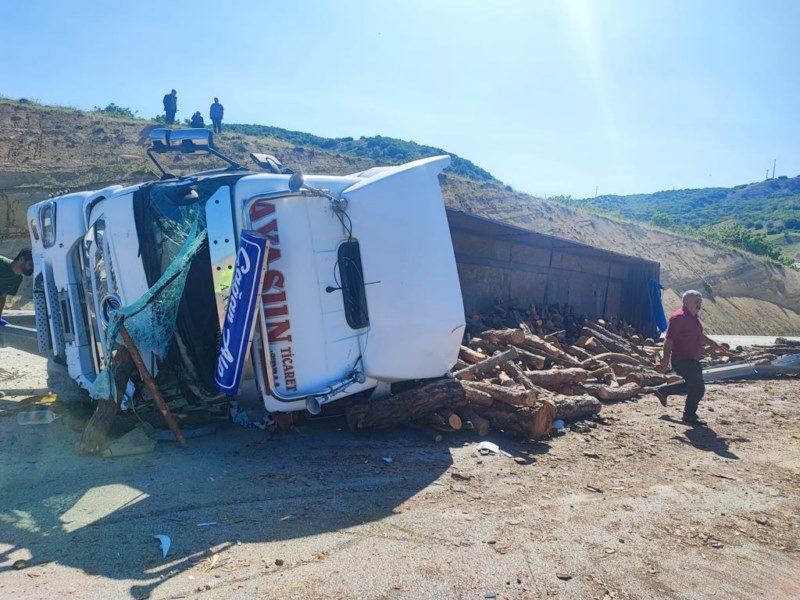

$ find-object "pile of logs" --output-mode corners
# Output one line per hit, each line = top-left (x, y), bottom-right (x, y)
(346, 317), (673, 442)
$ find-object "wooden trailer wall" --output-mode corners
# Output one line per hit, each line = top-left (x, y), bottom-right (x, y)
(446, 209), (661, 333)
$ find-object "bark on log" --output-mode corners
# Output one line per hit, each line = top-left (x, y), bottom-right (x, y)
(455, 407), (491, 436)
(346, 378), (467, 430)
(482, 328), (526, 346)
(475, 398), (555, 440)
(460, 346), (487, 365)
(464, 385), (494, 407)
(463, 381), (538, 407)
(79, 347), (136, 454)
(583, 322), (651, 359)
(566, 345), (595, 362)
(524, 368), (589, 389)
(596, 382), (643, 402)
(624, 371), (667, 387)
(498, 370), (515, 387)
(582, 352), (643, 367)
(514, 348), (547, 370)
(552, 394), (602, 421)
(524, 334), (583, 367)
(454, 347), (519, 381)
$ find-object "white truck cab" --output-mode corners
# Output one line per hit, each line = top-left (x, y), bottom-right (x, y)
(28, 129), (465, 414)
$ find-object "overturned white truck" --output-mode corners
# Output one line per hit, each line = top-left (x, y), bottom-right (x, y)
(27, 129), (465, 416)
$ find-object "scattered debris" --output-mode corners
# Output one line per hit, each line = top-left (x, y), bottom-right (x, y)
(101, 427), (156, 458)
(154, 534), (171, 558)
(16, 409), (60, 425)
(196, 522), (217, 527)
(12, 559), (28, 570)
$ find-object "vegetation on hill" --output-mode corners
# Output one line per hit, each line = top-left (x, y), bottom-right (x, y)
(553, 177), (800, 264)
(224, 123), (495, 183)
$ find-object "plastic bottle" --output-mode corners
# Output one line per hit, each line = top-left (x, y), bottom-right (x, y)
(16, 410), (61, 425)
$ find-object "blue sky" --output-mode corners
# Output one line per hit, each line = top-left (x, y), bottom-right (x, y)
(2, 0), (798, 198)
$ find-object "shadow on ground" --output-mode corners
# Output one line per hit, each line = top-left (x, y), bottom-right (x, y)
(0, 411), (461, 598)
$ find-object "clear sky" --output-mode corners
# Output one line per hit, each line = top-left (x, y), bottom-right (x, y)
(2, 0), (798, 198)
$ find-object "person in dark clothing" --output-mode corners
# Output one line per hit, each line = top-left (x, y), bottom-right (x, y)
(0, 248), (33, 326)
(209, 97), (224, 133)
(653, 290), (723, 426)
(163, 89), (178, 125)
(190, 111), (205, 128)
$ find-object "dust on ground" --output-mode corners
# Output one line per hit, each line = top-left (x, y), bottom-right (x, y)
(0, 344), (798, 600)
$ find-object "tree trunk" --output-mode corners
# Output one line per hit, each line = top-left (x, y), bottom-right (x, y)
(463, 381), (539, 407)
(595, 382), (642, 402)
(524, 367), (589, 389)
(454, 347), (518, 381)
(475, 398), (555, 440)
(79, 347), (135, 454)
(552, 394), (602, 421)
(345, 378), (467, 430)
(455, 407), (491, 436)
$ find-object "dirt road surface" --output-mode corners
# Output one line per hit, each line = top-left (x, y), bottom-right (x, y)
(1, 340), (798, 599)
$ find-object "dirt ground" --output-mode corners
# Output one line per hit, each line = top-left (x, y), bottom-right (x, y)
(0, 338), (799, 599)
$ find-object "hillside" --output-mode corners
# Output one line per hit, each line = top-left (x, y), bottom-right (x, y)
(562, 178), (800, 263)
(2, 97), (800, 334)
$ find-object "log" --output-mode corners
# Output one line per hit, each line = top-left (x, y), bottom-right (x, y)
(482, 328), (526, 346)
(513, 348), (547, 370)
(506, 360), (541, 393)
(624, 371), (667, 387)
(346, 378), (467, 430)
(463, 381), (538, 407)
(459, 346), (487, 365)
(582, 322), (651, 359)
(566, 345), (595, 362)
(464, 385), (494, 407)
(79, 346), (136, 454)
(523, 334), (583, 367)
(498, 370), (515, 387)
(596, 382), (643, 402)
(455, 407), (491, 436)
(581, 352), (643, 367)
(119, 325), (186, 448)
(552, 394), (602, 421)
(454, 347), (519, 381)
(436, 408), (463, 430)
(524, 368), (589, 389)
(475, 398), (555, 440)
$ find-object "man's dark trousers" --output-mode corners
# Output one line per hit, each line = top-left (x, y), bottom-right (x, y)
(660, 358), (705, 418)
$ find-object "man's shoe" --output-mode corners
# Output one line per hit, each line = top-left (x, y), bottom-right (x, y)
(654, 389), (668, 407)
(682, 415), (707, 426)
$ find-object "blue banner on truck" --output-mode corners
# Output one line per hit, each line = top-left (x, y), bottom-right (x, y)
(215, 231), (269, 395)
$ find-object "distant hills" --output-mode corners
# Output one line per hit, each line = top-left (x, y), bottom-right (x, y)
(556, 177), (800, 263)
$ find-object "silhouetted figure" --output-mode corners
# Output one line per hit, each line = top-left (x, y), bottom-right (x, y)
(163, 89), (178, 125)
(209, 97), (224, 133)
(190, 111), (205, 128)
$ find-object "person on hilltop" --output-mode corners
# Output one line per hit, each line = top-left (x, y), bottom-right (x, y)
(0, 248), (34, 326)
(190, 111), (205, 128)
(163, 89), (178, 125)
(209, 97), (224, 133)
(653, 290), (724, 426)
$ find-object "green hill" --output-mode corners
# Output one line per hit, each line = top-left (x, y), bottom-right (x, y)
(559, 178), (800, 263)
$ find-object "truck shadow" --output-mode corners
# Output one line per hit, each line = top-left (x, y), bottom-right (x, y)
(0, 416), (464, 598)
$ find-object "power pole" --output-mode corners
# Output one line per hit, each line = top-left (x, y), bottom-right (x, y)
(594, 186), (598, 198)
(772, 159), (776, 179)
(766, 169), (769, 180)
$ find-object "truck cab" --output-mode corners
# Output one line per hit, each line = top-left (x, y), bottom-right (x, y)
(28, 129), (465, 414)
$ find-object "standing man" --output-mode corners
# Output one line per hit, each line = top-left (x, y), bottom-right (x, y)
(163, 89), (178, 125)
(0, 248), (34, 326)
(209, 97), (224, 133)
(654, 290), (723, 426)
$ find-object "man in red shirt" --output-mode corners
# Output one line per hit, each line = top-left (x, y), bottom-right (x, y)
(654, 290), (723, 426)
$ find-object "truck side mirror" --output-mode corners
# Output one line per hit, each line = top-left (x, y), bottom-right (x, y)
(288, 172), (304, 192)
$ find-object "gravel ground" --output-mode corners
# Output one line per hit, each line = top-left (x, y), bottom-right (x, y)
(0, 342), (798, 600)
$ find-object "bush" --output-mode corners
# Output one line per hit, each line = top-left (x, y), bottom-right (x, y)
(93, 103), (137, 118)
